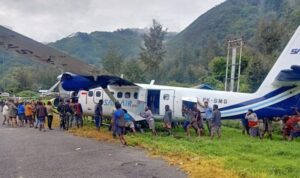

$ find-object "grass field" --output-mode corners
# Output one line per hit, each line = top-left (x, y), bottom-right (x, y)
(65, 118), (300, 178)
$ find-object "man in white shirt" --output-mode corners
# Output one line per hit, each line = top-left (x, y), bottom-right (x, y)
(2, 101), (9, 125)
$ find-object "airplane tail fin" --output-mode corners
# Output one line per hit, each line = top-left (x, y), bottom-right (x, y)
(256, 26), (300, 94)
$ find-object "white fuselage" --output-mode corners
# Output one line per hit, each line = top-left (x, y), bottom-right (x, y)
(77, 83), (293, 119)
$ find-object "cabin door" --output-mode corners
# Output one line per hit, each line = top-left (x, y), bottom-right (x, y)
(93, 89), (103, 104)
(159, 90), (175, 115)
(147, 90), (160, 115)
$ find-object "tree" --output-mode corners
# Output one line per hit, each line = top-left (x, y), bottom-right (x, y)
(246, 56), (269, 92)
(255, 19), (283, 55)
(101, 47), (124, 76)
(140, 19), (167, 80)
(123, 59), (145, 83)
(208, 57), (227, 82)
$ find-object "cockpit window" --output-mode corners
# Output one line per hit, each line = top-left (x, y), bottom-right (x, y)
(88, 91), (93, 97)
(117, 92), (123, 98)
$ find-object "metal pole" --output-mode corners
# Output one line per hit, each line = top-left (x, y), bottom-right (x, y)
(225, 41), (230, 91)
(230, 47), (237, 92)
(237, 40), (243, 92)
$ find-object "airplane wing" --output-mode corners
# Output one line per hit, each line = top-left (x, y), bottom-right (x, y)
(0, 25), (99, 76)
(60, 73), (137, 91)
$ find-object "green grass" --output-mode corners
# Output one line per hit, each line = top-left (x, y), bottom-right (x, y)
(128, 124), (300, 178)
(74, 119), (300, 178)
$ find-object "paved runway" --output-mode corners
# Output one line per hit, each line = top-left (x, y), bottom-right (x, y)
(0, 113), (185, 178)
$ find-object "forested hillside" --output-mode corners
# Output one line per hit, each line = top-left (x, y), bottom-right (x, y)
(162, 0), (300, 91)
(1, 0), (300, 94)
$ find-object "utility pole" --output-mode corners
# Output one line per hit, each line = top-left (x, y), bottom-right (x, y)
(225, 38), (243, 92)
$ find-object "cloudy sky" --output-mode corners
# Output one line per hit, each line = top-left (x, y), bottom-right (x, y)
(0, 0), (225, 42)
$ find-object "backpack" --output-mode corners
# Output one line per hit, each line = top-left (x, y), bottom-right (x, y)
(116, 110), (126, 128)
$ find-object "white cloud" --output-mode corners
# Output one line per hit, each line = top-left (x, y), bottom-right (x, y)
(0, 0), (225, 42)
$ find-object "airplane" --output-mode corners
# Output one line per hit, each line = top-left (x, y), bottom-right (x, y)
(1, 25), (300, 121)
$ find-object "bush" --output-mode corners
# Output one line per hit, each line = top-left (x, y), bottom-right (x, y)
(16, 90), (39, 98)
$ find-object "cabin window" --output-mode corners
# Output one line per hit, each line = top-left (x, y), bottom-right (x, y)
(134, 92), (138, 99)
(125, 92), (131, 98)
(117, 92), (123, 98)
(163, 94), (170, 100)
(88, 91), (93, 97)
(96, 91), (101, 97)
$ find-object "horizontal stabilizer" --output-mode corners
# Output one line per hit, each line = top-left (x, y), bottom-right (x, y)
(274, 65), (300, 86)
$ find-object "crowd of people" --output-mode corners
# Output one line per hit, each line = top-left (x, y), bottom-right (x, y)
(0, 99), (55, 131)
(1, 97), (299, 146)
(241, 109), (300, 141)
(0, 98), (85, 132)
(181, 101), (221, 140)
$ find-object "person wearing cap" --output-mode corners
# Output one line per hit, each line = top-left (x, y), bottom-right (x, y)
(245, 109), (260, 138)
(198, 100), (213, 134)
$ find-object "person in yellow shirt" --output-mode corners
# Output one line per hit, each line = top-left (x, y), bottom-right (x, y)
(25, 101), (34, 128)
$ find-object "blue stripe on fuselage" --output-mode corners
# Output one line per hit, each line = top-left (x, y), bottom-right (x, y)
(219, 86), (296, 111)
(222, 92), (300, 119)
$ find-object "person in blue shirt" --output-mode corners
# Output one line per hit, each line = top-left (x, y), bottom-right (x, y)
(113, 102), (127, 145)
(123, 109), (136, 134)
(17, 101), (25, 127)
(198, 100), (213, 134)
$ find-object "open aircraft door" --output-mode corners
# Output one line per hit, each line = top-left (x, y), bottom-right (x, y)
(159, 90), (175, 115)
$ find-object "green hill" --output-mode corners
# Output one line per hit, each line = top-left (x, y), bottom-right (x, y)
(2, 0), (300, 92)
(168, 0), (300, 62)
(162, 0), (300, 90)
(49, 28), (176, 65)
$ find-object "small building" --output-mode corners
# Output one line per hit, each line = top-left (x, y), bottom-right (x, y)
(0, 92), (10, 97)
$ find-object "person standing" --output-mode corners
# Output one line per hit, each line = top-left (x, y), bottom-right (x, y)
(64, 100), (73, 130)
(74, 101), (83, 128)
(57, 99), (66, 130)
(245, 109), (260, 138)
(8, 100), (18, 128)
(113, 102), (127, 145)
(94, 100), (103, 131)
(261, 117), (273, 139)
(140, 106), (156, 135)
(32, 101), (40, 129)
(36, 102), (47, 132)
(2, 101), (9, 125)
(198, 100), (213, 134)
(25, 101), (34, 128)
(163, 105), (172, 135)
(211, 104), (221, 140)
(17, 101), (25, 127)
(46, 101), (54, 130)
(241, 116), (250, 135)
